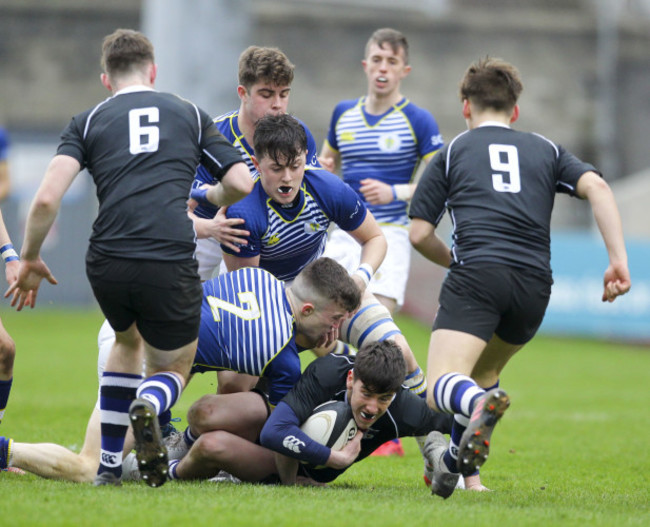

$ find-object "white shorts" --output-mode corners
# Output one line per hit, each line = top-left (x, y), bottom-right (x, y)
(323, 225), (411, 307)
(195, 237), (223, 282)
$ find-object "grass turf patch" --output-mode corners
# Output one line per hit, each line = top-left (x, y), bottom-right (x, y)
(0, 308), (648, 526)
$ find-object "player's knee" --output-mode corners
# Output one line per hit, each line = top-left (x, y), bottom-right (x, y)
(187, 395), (217, 432)
(0, 333), (16, 372)
(194, 431), (230, 461)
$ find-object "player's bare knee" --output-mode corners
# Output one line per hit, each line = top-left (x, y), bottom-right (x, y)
(187, 394), (218, 431)
(194, 431), (229, 460)
(0, 334), (15, 373)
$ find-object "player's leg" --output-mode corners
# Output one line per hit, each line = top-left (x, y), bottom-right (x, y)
(170, 391), (272, 482)
(170, 391), (270, 460)
(171, 430), (276, 482)
(216, 370), (259, 395)
(94, 323), (144, 485)
(0, 317), (15, 425)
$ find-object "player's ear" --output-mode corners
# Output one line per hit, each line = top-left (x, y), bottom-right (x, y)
(100, 73), (112, 92)
(149, 63), (158, 85)
(301, 303), (314, 316)
(346, 369), (354, 390)
(510, 104), (520, 124)
(462, 99), (471, 119)
(237, 85), (248, 101)
(251, 155), (260, 172)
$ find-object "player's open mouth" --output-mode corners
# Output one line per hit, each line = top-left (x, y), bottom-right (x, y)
(376, 76), (388, 85)
(278, 186), (293, 196)
(360, 411), (375, 422)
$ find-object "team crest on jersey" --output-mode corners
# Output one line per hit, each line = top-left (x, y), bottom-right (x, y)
(378, 133), (402, 152)
(304, 221), (325, 233)
(267, 234), (280, 246)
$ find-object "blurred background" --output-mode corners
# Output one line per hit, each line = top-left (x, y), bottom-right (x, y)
(0, 0), (648, 341)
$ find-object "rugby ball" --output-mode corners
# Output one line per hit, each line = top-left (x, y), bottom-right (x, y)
(300, 400), (358, 450)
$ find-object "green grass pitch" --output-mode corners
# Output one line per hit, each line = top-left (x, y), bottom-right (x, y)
(0, 308), (648, 526)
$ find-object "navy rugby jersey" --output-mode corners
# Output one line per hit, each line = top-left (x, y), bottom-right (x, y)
(192, 110), (321, 221)
(410, 123), (597, 273)
(57, 86), (243, 260)
(192, 267), (300, 406)
(260, 353), (452, 483)
(325, 96), (442, 226)
(221, 168), (367, 281)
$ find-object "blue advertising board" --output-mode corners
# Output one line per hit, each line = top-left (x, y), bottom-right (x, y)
(541, 232), (650, 341)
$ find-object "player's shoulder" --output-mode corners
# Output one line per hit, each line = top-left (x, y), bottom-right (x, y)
(332, 98), (363, 118)
(213, 110), (238, 125)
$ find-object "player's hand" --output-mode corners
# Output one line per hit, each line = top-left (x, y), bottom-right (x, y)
(317, 326), (340, 349)
(325, 429), (363, 469)
(208, 207), (249, 251)
(360, 178), (394, 205)
(4, 258), (58, 311)
(295, 476), (328, 487)
(4, 259), (20, 285)
(351, 273), (368, 295)
(318, 156), (336, 173)
(602, 261), (631, 302)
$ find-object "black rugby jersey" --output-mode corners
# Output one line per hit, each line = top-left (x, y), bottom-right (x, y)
(410, 124), (597, 273)
(279, 353), (452, 483)
(57, 86), (243, 260)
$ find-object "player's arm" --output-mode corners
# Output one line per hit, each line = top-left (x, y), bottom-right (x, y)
(346, 211), (387, 293)
(0, 209), (18, 285)
(576, 171), (630, 302)
(191, 162), (252, 208)
(6, 154), (79, 309)
(359, 149), (436, 205)
(0, 158), (10, 202)
(409, 218), (452, 268)
(318, 141), (340, 174)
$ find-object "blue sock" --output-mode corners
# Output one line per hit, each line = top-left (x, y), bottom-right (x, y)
(0, 436), (13, 469)
(97, 372), (142, 477)
(136, 372), (183, 416)
(0, 378), (12, 424)
(433, 373), (484, 416)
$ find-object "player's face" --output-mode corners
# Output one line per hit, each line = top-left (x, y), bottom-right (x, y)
(240, 82), (291, 123)
(362, 43), (411, 98)
(298, 301), (349, 349)
(256, 151), (307, 205)
(346, 372), (396, 431)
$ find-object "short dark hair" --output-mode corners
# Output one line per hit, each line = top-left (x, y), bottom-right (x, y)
(253, 114), (308, 166)
(365, 28), (409, 64)
(296, 257), (361, 314)
(101, 29), (154, 78)
(353, 340), (406, 394)
(238, 46), (295, 90)
(459, 57), (523, 113)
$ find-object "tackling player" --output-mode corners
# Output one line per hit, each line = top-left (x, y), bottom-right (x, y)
(409, 57), (631, 498)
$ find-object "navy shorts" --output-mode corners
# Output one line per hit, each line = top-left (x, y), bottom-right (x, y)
(433, 264), (553, 345)
(86, 249), (202, 351)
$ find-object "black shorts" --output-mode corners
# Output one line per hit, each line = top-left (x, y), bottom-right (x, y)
(86, 249), (202, 351)
(433, 264), (553, 345)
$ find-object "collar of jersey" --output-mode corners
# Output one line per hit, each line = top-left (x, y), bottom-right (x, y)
(228, 112), (255, 163)
(358, 96), (409, 128)
(477, 121), (511, 129)
(113, 85), (155, 96)
(267, 184), (307, 222)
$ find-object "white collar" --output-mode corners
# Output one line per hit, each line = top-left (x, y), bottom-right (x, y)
(114, 85), (155, 96)
(478, 121), (511, 129)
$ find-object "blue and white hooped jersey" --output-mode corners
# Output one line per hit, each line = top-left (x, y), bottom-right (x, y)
(325, 96), (443, 226)
(222, 169), (367, 282)
(193, 267), (301, 405)
(192, 110), (322, 220)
